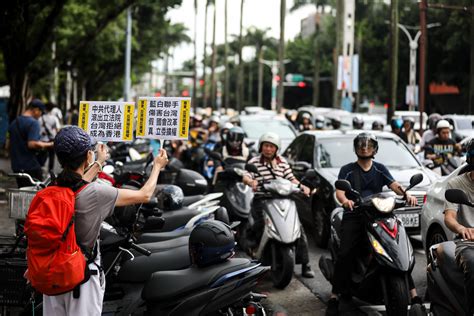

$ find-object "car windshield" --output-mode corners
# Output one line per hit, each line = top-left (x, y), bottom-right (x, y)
(455, 118), (474, 130)
(317, 137), (419, 169)
(241, 119), (295, 139)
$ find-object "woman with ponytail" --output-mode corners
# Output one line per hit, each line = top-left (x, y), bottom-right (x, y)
(43, 126), (168, 315)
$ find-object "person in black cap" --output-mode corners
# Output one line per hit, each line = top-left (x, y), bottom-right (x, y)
(8, 99), (54, 187)
(42, 126), (168, 315)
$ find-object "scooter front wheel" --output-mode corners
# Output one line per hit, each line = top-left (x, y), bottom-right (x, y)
(270, 245), (294, 289)
(384, 275), (410, 316)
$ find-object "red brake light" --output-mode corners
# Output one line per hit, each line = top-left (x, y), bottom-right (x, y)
(245, 304), (256, 315)
(423, 194), (427, 204)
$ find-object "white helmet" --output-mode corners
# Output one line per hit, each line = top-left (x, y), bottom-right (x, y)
(436, 119), (451, 130)
(258, 132), (281, 153)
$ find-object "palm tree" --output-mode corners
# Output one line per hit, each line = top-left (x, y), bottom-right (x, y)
(193, 0), (198, 112)
(224, 0), (229, 112)
(237, 0), (245, 112)
(210, 0), (217, 110)
(202, 0), (210, 107)
(277, 0), (286, 112)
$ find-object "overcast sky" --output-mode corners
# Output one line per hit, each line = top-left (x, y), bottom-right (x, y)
(165, 0), (317, 71)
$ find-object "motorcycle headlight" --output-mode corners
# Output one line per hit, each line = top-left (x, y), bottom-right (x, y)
(368, 233), (393, 262)
(372, 197), (395, 213)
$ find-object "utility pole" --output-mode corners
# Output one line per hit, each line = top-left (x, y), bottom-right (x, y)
(202, 1), (209, 108)
(277, 0), (286, 112)
(261, 59), (290, 111)
(237, 0), (245, 112)
(224, 0), (229, 112)
(193, 0), (198, 113)
(332, 0), (344, 108)
(210, 1), (217, 110)
(419, 0), (427, 131)
(340, 0), (355, 112)
(124, 6), (132, 101)
(388, 0), (399, 124)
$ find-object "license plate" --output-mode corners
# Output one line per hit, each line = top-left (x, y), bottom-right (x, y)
(396, 213), (419, 228)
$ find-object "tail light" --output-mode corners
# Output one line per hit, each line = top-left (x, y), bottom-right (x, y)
(423, 194), (427, 204)
(245, 304), (256, 315)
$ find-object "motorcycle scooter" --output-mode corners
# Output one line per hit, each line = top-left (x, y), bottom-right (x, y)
(427, 188), (474, 316)
(241, 164), (317, 289)
(318, 174), (423, 316)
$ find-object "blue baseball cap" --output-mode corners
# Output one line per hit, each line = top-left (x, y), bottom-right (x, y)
(29, 99), (46, 113)
(54, 126), (96, 160)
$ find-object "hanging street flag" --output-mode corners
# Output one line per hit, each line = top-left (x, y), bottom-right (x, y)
(78, 101), (135, 142)
(136, 97), (191, 140)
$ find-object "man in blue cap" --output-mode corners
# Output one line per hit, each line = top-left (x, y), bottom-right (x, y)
(8, 99), (54, 187)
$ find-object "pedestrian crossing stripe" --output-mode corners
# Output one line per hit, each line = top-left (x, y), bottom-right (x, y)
(179, 99), (190, 138)
(136, 99), (147, 137)
(78, 102), (90, 131)
(123, 104), (135, 141)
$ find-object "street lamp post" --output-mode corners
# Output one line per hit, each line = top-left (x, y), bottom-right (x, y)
(260, 59), (290, 111)
(398, 22), (440, 111)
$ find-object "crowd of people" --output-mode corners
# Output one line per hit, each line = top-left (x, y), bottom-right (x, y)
(4, 99), (473, 315)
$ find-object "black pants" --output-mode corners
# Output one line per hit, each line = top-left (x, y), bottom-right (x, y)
(47, 148), (56, 172)
(250, 198), (310, 265)
(14, 168), (43, 188)
(332, 211), (415, 295)
(456, 246), (474, 313)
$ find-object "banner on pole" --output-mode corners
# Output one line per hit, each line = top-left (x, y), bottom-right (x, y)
(136, 97), (191, 140)
(78, 101), (135, 142)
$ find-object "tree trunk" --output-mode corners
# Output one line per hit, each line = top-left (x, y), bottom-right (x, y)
(210, 2), (217, 110)
(237, 0), (245, 112)
(388, 0), (399, 123)
(7, 66), (30, 120)
(202, 1), (209, 108)
(257, 47), (264, 108)
(470, 7), (474, 114)
(333, 0), (344, 108)
(224, 0), (229, 112)
(312, 33), (320, 107)
(277, 0), (286, 112)
(193, 0), (198, 113)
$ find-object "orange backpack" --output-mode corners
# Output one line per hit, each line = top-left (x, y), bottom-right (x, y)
(24, 184), (89, 296)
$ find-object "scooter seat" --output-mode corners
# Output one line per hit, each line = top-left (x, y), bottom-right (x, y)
(154, 208), (201, 232)
(134, 236), (189, 254)
(433, 241), (465, 295)
(118, 245), (190, 283)
(142, 258), (255, 302)
(182, 195), (204, 206)
(136, 228), (193, 243)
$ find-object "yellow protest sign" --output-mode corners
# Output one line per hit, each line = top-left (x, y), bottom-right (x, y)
(136, 97), (191, 140)
(78, 101), (135, 142)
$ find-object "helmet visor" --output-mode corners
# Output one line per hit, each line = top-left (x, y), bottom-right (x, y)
(355, 137), (376, 151)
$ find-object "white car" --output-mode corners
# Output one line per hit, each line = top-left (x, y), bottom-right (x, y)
(421, 162), (473, 254)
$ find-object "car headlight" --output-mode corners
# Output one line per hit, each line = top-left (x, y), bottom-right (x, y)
(372, 197), (395, 213)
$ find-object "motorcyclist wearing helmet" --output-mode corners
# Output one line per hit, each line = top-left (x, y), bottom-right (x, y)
(207, 115), (221, 143)
(326, 132), (419, 315)
(242, 132), (315, 278)
(403, 117), (421, 151)
(285, 109), (298, 129)
(298, 113), (315, 132)
(352, 115), (364, 130)
(424, 119), (460, 167)
(421, 113), (442, 148)
(214, 126), (250, 165)
(390, 116), (408, 143)
(331, 116), (342, 130)
(444, 137), (474, 315)
(314, 115), (325, 130)
(371, 120), (384, 131)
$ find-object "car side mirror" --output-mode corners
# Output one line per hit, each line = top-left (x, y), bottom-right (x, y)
(445, 189), (474, 207)
(422, 159), (434, 169)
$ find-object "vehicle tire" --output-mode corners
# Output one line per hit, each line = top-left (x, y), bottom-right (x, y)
(312, 202), (329, 248)
(385, 275), (410, 316)
(271, 245), (294, 289)
(426, 226), (447, 261)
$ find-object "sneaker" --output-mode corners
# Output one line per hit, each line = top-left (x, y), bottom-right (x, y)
(326, 298), (339, 316)
(302, 264), (315, 278)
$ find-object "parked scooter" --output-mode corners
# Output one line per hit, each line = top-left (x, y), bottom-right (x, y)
(319, 174), (423, 316)
(427, 188), (474, 316)
(239, 164), (316, 289)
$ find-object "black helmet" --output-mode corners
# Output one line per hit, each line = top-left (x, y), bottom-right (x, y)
(156, 185), (184, 211)
(466, 138), (474, 166)
(372, 120), (384, 131)
(331, 116), (341, 129)
(353, 132), (378, 159)
(427, 113), (442, 130)
(189, 220), (235, 267)
(352, 115), (364, 129)
(226, 126), (245, 150)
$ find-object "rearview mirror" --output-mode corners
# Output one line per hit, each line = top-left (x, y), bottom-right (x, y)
(304, 169), (317, 179)
(335, 180), (352, 192)
(245, 164), (259, 174)
(406, 173), (423, 191)
(293, 161), (312, 172)
(445, 189), (474, 207)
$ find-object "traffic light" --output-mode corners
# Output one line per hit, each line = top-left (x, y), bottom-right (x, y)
(275, 75), (281, 82)
(199, 79), (205, 86)
(297, 81), (306, 88)
(182, 90), (189, 97)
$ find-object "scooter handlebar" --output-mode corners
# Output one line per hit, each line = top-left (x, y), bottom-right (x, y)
(130, 243), (152, 256)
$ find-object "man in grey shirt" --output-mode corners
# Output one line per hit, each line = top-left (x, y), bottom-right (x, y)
(444, 138), (474, 314)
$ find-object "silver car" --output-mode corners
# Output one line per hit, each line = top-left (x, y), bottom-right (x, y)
(421, 163), (473, 254)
